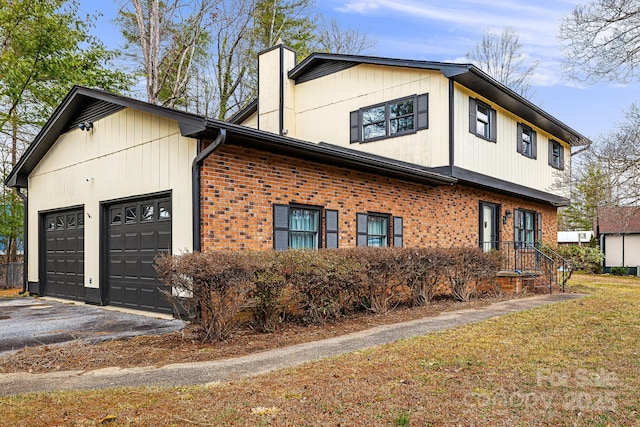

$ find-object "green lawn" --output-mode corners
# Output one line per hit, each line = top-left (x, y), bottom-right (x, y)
(1, 274), (639, 426)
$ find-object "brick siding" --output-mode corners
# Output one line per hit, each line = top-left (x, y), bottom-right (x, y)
(200, 143), (557, 251)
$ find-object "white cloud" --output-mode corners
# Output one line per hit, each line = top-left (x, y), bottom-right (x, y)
(337, 1), (383, 13)
(333, 0), (582, 85)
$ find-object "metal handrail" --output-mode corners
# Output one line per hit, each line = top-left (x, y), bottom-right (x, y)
(481, 241), (566, 293)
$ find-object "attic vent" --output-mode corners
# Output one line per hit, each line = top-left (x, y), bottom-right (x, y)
(294, 60), (358, 84)
(65, 100), (125, 133)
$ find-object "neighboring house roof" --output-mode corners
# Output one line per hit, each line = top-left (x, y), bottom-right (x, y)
(288, 53), (590, 147)
(596, 206), (640, 234)
(557, 230), (594, 243)
(5, 86), (457, 189)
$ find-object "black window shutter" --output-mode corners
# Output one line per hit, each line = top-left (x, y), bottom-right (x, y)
(513, 209), (521, 242)
(516, 123), (523, 154)
(356, 213), (368, 247)
(349, 110), (360, 144)
(537, 212), (543, 243)
(416, 94), (429, 130)
(559, 144), (565, 170)
(393, 216), (403, 247)
(273, 204), (289, 251)
(531, 130), (537, 159)
(469, 98), (477, 134)
(548, 140), (554, 167)
(325, 209), (339, 249)
(489, 107), (497, 142)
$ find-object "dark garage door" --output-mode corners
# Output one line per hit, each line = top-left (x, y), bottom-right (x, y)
(106, 195), (172, 313)
(44, 208), (85, 300)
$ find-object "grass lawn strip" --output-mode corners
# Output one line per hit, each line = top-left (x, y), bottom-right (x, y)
(1, 275), (639, 426)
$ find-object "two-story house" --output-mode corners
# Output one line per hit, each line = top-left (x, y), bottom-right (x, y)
(5, 44), (588, 314)
(233, 45), (587, 252)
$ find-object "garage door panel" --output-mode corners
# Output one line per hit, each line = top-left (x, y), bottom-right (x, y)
(140, 260), (157, 279)
(139, 287), (157, 310)
(109, 232), (124, 251)
(106, 195), (172, 314)
(140, 231), (157, 250)
(124, 260), (140, 279)
(158, 231), (171, 251)
(55, 236), (67, 252)
(125, 232), (140, 251)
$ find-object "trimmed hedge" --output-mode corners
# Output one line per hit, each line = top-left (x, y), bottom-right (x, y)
(155, 247), (499, 342)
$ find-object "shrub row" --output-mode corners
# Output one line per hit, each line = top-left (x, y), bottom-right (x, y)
(154, 247), (499, 342)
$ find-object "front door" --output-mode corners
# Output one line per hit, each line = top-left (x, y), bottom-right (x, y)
(480, 202), (499, 252)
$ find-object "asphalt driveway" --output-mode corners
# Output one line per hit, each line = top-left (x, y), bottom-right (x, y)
(0, 297), (184, 356)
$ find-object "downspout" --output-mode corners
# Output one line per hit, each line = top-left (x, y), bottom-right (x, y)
(279, 44), (285, 136)
(448, 77), (455, 173)
(16, 188), (27, 294)
(191, 129), (227, 252)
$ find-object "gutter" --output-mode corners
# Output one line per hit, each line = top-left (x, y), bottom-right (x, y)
(191, 129), (227, 252)
(16, 188), (27, 295)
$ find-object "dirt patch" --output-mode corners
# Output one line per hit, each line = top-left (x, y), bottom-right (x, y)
(0, 295), (509, 374)
(0, 288), (21, 299)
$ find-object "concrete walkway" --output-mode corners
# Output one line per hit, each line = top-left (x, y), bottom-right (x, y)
(0, 293), (584, 396)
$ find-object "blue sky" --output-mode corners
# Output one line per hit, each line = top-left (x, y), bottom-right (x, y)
(79, 0), (639, 142)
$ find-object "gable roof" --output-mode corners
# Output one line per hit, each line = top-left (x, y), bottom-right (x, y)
(5, 86), (209, 188)
(288, 53), (590, 147)
(5, 86), (457, 189)
(596, 206), (640, 234)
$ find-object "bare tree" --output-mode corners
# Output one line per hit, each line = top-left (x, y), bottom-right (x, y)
(118, 0), (217, 107)
(466, 27), (539, 99)
(314, 18), (376, 55)
(186, 0), (317, 119)
(589, 104), (640, 205)
(184, 0), (376, 119)
(559, 0), (640, 83)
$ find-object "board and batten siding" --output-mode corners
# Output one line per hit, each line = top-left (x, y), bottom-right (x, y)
(26, 108), (196, 290)
(288, 64), (451, 168)
(603, 234), (640, 268)
(453, 84), (571, 198)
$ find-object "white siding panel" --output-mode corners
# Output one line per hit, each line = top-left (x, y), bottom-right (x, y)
(292, 64), (450, 168)
(240, 111), (258, 129)
(27, 108), (196, 288)
(453, 84), (571, 198)
(604, 235), (624, 267)
(623, 235), (640, 266)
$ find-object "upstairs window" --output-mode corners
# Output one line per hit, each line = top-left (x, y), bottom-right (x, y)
(549, 140), (565, 170)
(517, 123), (537, 159)
(469, 98), (497, 142)
(350, 94), (428, 143)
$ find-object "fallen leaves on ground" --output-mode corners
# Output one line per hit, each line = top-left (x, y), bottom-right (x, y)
(2, 275), (639, 426)
(0, 296), (500, 374)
